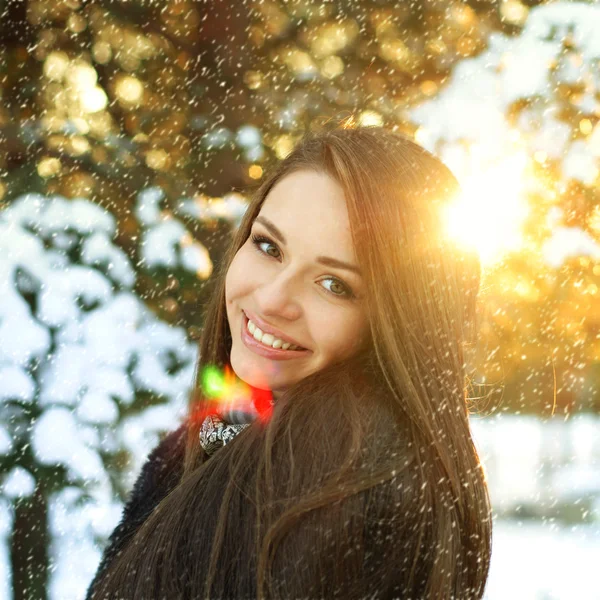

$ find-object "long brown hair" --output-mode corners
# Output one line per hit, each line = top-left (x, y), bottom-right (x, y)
(90, 125), (492, 599)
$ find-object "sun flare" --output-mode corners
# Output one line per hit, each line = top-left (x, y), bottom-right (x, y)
(443, 147), (530, 267)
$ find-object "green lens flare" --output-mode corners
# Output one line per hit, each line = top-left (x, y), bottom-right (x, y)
(201, 365), (225, 398)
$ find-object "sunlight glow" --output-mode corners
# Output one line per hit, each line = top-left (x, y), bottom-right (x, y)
(443, 146), (530, 266)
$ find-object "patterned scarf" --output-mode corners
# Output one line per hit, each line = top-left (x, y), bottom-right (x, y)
(199, 414), (251, 457)
(199, 386), (274, 457)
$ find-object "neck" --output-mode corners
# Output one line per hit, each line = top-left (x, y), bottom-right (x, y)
(249, 384), (275, 416)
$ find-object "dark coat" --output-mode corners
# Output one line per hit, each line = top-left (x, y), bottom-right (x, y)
(85, 417), (435, 600)
(85, 422), (188, 600)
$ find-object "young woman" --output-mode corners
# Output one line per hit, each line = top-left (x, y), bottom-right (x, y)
(87, 126), (492, 599)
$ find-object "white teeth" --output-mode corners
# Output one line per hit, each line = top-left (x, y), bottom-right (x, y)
(246, 318), (303, 351)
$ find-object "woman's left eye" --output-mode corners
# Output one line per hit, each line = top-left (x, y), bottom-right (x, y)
(250, 233), (356, 300)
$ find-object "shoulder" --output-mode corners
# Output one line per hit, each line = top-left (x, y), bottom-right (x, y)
(127, 420), (188, 511)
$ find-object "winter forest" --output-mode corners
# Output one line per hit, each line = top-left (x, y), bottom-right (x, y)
(1, 0), (599, 598)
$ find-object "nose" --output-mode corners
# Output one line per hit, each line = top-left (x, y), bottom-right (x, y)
(253, 269), (302, 320)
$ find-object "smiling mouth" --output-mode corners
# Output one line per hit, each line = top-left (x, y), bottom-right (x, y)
(241, 312), (311, 357)
(243, 311), (308, 351)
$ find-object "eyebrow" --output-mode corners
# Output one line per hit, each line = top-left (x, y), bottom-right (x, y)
(254, 215), (362, 276)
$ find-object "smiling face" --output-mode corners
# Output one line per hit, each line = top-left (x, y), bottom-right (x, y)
(225, 169), (369, 400)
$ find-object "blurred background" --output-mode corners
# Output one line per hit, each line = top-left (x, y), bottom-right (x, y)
(0, 0), (598, 598)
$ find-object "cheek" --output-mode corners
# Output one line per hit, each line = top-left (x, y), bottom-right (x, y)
(226, 250), (253, 299)
(317, 316), (368, 356)
(314, 326), (355, 354)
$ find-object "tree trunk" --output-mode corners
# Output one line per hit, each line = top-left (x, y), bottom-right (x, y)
(11, 482), (48, 600)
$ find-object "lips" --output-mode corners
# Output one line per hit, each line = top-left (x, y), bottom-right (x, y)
(242, 310), (308, 351)
(241, 312), (311, 360)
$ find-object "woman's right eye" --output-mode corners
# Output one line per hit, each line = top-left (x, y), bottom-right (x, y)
(251, 234), (280, 258)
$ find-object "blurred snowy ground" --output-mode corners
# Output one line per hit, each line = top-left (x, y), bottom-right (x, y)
(471, 414), (600, 520)
(0, 414), (598, 599)
(484, 519), (600, 600)
(470, 414), (600, 600)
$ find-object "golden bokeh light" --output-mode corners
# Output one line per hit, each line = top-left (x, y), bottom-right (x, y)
(282, 48), (317, 78)
(66, 61), (98, 89)
(92, 41), (112, 64)
(500, 0), (529, 26)
(145, 149), (170, 170)
(307, 19), (359, 58)
(115, 75), (144, 106)
(71, 117), (90, 135)
(86, 112), (115, 138)
(80, 87), (108, 113)
(37, 157), (62, 178)
(243, 70), (264, 90)
(579, 118), (593, 136)
(249, 165), (263, 179)
(321, 55), (344, 79)
(378, 38), (413, 70)
(67, 13), (87, 34)
(70, 136), (91, 156)
(45, 56), (109, 115)
(43, 51), (69, 81)
(420, 80), (438, 97)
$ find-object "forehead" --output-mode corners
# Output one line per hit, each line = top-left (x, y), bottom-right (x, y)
(259, 170), (353, 247)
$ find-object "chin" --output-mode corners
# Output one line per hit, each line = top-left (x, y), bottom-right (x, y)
(229, 349), (276, 388)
